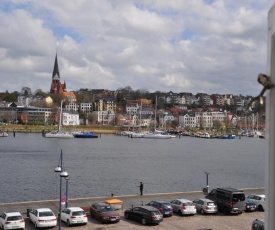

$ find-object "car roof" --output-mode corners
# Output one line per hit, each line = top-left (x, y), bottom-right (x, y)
(250, 194), (265, 198)
(67, 207), (84, 211)
(36, 208), (53, 212)
(253, 219), (264, 224)
(5, 212), (22, 216)
(176, 198), (193, 202)
(195, 198), (214, 202)
(217, 187), (244, 193)
(152, 201), (170, 204)
(137, 206), (159, 211)
(93, 202), (111, 207)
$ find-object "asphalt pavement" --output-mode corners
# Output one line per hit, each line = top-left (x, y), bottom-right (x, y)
(0, 188), (265, 230)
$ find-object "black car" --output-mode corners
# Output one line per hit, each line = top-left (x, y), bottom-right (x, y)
(146, 201), (173, 217)
(245, 198), (257, 212)
(124, 205), (163, 225)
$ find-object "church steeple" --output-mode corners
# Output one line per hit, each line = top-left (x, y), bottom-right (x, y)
(52, 53), (60, 81)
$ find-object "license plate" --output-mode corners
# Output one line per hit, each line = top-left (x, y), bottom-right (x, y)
(110, 218), (116, 221)
(165, 212), (170, 214)
(46, 220), (52, 222)
(12, 227), (19, 229)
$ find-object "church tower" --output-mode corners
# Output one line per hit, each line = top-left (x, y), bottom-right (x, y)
(50, 54), (66, 94)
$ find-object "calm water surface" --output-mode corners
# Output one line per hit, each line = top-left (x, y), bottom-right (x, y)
(0, 133), (266, 203)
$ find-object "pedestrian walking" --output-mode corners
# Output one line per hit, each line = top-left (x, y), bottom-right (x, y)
(139, 182), (143, 196)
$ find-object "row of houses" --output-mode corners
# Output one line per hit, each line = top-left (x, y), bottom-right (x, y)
(0, 99), (262, 131)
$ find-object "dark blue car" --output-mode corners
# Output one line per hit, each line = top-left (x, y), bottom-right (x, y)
(146, 201), (173, 217)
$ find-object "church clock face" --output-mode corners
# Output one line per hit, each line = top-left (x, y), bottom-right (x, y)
(53, 73), (60, 80)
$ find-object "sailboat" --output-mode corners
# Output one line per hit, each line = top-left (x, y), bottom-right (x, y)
(44, 100), (74, 138)
(130, 103), (147, 138)
(143, 96), (171, 139)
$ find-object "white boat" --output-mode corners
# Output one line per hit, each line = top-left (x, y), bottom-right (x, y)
(130, 132), (145, 138)
(45, 130), (74, 138)
(143, 96), (171, 139)
(143, 132), (171, 139)
(0, 130), (8, 137)
(44, 100), (74, 138)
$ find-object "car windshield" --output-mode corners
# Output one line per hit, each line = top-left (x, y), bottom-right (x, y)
(233, 194), (245, 201)
(7, 216), (22, 221)
(100, 206), (115, 212)
(39, 211), (54, 217)
(72, 211), (85, 216)
(161, 203), (171, 207)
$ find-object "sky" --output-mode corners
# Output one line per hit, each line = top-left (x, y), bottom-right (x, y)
(0, 0), (274, 96)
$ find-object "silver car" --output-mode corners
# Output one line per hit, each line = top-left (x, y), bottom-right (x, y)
(193, 198), (218, 215)
(170, 199), (196, 215)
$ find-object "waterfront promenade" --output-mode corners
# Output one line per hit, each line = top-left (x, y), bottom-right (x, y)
(0, 188), (264, 229)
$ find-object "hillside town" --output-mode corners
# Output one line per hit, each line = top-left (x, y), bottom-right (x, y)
(0, 55), (264, 134)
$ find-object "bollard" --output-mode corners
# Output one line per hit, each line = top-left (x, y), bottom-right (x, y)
(141, 200), (143, 206)
(132, 203), (134, 208)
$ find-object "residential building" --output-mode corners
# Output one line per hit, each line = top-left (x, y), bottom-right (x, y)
(179, 112), (196, 128)
(62, 113), (79, 126)
(92, 110), (115, 125)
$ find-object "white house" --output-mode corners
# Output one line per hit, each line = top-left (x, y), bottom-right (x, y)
(62, 113), (80, 126)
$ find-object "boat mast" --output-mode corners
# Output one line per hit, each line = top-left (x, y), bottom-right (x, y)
(155, 95), (157, 131)
(58, 99), (64, 132)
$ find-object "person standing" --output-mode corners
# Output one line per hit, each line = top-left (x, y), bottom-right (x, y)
(139, 182), (143, 196)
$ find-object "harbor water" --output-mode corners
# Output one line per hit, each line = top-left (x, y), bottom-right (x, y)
(0, 133), (266, 203)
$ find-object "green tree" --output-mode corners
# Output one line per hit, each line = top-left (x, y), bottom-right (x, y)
(21, 87), (32, 96)
(2, 91), (19, 102)
(34, 89), (47, 97)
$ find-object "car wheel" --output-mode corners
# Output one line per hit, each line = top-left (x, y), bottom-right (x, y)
(141, 218), (146, 225)
(124, 213), (129, 219)
(200, 209), (205, 215)
(67, 219), (70, 226)
(258, 205), (264, 211)
(100, 217), (104, 223)
(178, 210), (182, 216)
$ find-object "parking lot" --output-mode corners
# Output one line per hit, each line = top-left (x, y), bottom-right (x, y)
(0, 188), (264, 230)
(22, 210), (264, 230)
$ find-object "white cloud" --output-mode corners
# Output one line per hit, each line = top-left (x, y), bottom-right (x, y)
(0, 0), (273, 96)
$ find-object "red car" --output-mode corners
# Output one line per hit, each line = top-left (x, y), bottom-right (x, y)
(90, 202), (120, 223)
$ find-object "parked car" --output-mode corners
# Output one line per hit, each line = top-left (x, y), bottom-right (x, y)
(90, 202), (120, 223)
(170, 198), (196, 215)
(245, 198), (257, 212)
(192, 198), (218, 215)
(146, 201), (173, 217)
(247, 194), (265, 211)
(60, 207), (87, 226)
(251, 218), (264, 229)
(0, 212), (25, 230)
(124, 205), (163, 225)
(206, 187), (246, 214)
(29, 208), (57, 229)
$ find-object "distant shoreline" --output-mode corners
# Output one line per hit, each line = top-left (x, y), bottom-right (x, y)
(1, 125), (118, 134)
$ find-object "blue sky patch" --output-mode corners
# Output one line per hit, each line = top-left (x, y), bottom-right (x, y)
(181, 29), (195, 40)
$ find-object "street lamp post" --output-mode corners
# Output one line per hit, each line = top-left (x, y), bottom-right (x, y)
(204, 171), (210, 194)
(54, 149), (69, 230)
(65, 176), (70, 208)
